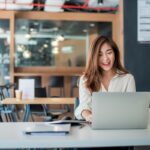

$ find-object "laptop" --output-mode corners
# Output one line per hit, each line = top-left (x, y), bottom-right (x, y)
(24, 123), (71, 135)
(92, 92), (150, 129)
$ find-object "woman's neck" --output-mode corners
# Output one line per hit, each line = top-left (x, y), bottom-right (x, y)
(101, 69), (116, 91)
(102, 69), (116, 80)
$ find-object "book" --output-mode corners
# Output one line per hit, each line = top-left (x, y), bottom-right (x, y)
(48, 119), (88, 126)
(24, 123), (71, 135)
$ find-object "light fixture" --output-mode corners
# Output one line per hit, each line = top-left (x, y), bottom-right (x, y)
(83, 29), (87, 33)
(17, 45), (24, 52)
(21, 26), (27, 30)
(57, 35), (65, 41)
(51, 40), (58, 47)
(52, 47), (59, 55)
(23, 50), (31, 59)
(90, 23), (95, 27)
(25, 33), (31, 39)
(43, 44), (48, 48)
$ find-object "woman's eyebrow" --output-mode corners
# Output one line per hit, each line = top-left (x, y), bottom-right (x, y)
(99, 49), (112, 53)
(106, 49), (113, 52)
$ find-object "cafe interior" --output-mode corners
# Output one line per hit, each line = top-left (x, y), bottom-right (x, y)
(0, 0), (124, 122)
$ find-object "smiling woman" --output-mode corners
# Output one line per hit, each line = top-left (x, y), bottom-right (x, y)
(75, 35), (136, 122)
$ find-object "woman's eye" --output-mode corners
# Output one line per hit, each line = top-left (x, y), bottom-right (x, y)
(107, 51), (112, 55)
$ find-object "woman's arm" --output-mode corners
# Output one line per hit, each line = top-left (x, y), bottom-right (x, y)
(126, 74), (136, 92)
(74, 76), (92, 120)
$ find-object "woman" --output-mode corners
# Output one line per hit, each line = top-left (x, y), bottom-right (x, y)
(75, 36), (136, 122)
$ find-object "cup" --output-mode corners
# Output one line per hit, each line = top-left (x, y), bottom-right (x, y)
(15, 90), (22, 101)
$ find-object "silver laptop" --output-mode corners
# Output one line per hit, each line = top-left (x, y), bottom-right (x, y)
(92, 92), (150, 129)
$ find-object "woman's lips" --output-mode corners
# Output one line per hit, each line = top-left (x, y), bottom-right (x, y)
(101, 62), (110, 67)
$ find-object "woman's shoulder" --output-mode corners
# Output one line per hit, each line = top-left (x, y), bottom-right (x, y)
(79, 75), (87, 83)
(118, 72), (134, 80)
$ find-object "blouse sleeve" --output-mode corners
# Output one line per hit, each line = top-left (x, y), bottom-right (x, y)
(74, 76), (92, 120)
(126, 74), (136, 92)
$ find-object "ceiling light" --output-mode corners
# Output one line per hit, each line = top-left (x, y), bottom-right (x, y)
(57, 35), (65, 41)
(52, 47), (59, 55)
(43, 44), (48, 48)
(30, 28), (34, 32)
(21, 26), (27, 30)
(83, 29), (87, 33)
(17, 45), (24, 52)
(90, 23), (95, 27)
(33, 22), (39, 26)
(53, 27), (59, 31)
(23, 50), (31, 59)
(51, 40), (58, 47)
(25, 34), (31, 39)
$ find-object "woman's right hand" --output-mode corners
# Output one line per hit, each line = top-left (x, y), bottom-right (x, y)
(81, 109), (92, 122)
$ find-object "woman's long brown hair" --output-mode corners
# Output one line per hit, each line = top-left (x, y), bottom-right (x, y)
(84, 36), (128, 92)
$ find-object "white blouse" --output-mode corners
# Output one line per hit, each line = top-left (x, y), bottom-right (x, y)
(75, 73), (136, 120)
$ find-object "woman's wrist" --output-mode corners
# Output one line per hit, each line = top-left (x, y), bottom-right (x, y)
(81, 109), (92, 122)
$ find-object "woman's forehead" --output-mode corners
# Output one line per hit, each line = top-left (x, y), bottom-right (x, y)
(99, 43), (112, 52)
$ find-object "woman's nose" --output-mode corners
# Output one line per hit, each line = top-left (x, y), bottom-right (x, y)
(102, 54), (109, 61)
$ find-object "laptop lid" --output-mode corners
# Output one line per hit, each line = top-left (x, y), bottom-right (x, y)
(92, 92), (149, 129)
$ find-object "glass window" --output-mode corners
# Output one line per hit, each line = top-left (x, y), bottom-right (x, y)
(15, 19), (112, 67)
(0, 20), (10, 84)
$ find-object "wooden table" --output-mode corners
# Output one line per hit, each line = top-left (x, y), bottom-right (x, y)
(1, 97), (75, 121)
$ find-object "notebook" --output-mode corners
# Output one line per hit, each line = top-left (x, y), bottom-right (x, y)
(92, 92), (150, 129)
(24, 123), (71, 135)
(49, 119), (88, 126)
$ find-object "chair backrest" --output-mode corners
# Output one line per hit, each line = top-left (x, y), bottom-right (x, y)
(4, 83), (16, 98)
(71, 76), (79, 96)
(0, 86), (5, 100)
(0, 83), (16, 99)
(35, 87), (47, 97)
(0, 83), (17, 122)
(48, 76), (65, 97)
(74, 97), (79, 113)
(73, 97), (79, 119)
(30, 87), (47, 111)
(49, 76), (64, 87)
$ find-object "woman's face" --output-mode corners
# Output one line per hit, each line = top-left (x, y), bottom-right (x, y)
(99, 43), (115, 73)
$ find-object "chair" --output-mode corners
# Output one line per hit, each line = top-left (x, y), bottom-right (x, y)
(48, 76), (65, 97)
(74, 97), (79, 119)
(70, 76), (79, 97)
(29, 87), (48, 121)
(0, 89), (4, 122)
(48, 76), (71, 114)
(0, 83), (17, 122)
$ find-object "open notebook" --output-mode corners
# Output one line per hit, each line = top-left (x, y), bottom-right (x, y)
(24, 123), (71, 135)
